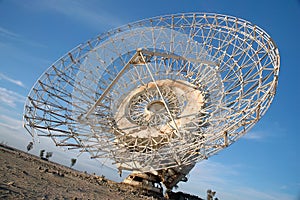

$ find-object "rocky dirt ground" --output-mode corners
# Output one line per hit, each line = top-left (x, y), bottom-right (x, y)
(0, 144), (203, 200)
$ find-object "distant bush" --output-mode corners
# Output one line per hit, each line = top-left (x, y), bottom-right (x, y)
(70, 158), (77, 168)
(27, 142), (33, 151)
(207, 189), (219, 200)
(40, 150), (45, 159)
(39, 150), (53, 161)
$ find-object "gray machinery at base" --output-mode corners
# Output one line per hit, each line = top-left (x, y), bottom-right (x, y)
(23, 13), (280, 193)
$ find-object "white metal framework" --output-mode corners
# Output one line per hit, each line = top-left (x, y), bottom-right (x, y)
(24, 13), (280, 173)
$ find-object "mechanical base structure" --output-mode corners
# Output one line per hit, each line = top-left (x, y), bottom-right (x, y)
(123, 163), (195, 195)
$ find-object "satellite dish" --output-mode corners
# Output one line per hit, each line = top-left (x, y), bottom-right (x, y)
(23, 13), (280, 192)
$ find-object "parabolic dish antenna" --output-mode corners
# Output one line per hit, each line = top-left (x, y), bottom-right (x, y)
(24, 13), (279, 190)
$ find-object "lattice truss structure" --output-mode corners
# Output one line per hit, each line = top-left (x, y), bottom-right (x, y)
(24, 13), (280, 172)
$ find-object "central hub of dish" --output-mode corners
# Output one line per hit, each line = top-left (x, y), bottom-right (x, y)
(126, 85), (181, 127)
(146, 100), (165, 113)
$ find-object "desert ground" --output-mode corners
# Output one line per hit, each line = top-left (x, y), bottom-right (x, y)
(0, 144), (203, 200)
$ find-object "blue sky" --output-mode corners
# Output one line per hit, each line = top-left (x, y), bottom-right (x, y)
(0, 0), (299, 199)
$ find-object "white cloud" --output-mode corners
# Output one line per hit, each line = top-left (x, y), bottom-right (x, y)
(243, 122), (287, 141)
(0, 114), (23, 131)
(243, 130), (265, 140)
(0, 73), (25, 88)
(0, 115), (30, 151)
(0, 87), (26, 108)
(0, 122), (22, 131)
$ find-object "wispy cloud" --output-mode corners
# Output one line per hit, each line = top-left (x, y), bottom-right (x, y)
(178, 160), (241, 198)
(0, 87), (26, 108)
(0, 115), (23, 130)
(233, 186), (294, 200)
(0, 117), (31, 151)
(0, 25), (46, 48)
(243, 130), (265, 140)
(21, 0), (124, 30)
(0, 26), (20, 39)
(243, 122), (287, 141)
(0, 73), (25, 88)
